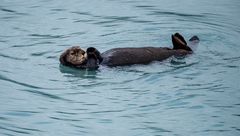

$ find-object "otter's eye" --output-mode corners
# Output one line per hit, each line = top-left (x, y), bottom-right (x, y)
(70, 51), (75, 55)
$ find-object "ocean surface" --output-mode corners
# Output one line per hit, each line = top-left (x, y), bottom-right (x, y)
(0, 0), (240, 136)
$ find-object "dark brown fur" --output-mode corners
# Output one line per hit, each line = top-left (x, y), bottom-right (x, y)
(59, 33), (199, 68)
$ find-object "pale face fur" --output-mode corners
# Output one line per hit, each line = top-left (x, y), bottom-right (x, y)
(64, 46), (87, 65)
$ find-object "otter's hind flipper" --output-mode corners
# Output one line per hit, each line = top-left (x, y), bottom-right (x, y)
(189, 35), (199, 41)
(172, 33), (192, 51)
(174, 33), (187, 45)
(187, 35), (200, 51)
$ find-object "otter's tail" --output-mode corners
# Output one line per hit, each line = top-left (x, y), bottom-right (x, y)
(172, 33), (199, 51)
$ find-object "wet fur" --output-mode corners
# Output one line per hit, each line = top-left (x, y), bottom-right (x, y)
(60, 46), (87, 67)
(60, 33), (199, 68)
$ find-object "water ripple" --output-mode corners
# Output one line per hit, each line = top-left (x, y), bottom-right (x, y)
(0, 74), (62, 91)
(0, 53), (28, 61)
(49, 116), (82, 122)
(28, 34), (67, 39)
(0, 7), (29, 16)
(20, 89), (70, 101)
(0, 126), (31, 135)
(148, 11), (205, 18)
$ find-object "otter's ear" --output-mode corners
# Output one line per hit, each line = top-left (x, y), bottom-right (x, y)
(59, 49), (69, 66)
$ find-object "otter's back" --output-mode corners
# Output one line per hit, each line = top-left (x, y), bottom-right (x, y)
(101, 47), (175, 66)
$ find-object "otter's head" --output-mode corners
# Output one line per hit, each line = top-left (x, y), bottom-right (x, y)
(60, 46), (103, 70)
(60, 46), (87, 67)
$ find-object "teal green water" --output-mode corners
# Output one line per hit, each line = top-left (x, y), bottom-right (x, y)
(0, 0), (240, 135)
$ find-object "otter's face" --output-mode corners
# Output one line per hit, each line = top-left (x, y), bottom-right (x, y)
(60, 46), (87, 66)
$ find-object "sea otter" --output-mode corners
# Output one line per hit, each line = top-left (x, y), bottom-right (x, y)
(60, 33), (199, 69)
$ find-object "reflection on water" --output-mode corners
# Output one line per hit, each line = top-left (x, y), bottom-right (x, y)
(0, 0), (240, 135)
(59, 65), (98, 78)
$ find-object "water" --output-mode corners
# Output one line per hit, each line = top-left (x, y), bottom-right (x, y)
(0, 0), (240, 135)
